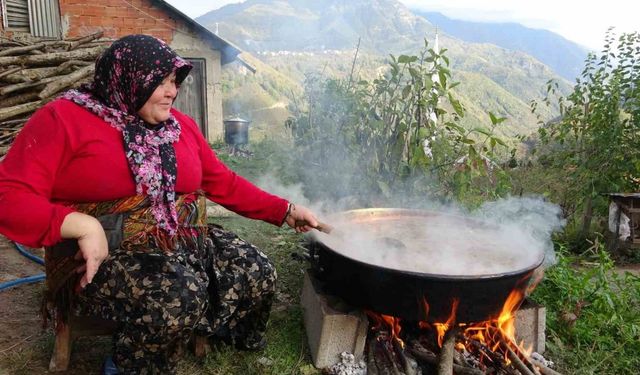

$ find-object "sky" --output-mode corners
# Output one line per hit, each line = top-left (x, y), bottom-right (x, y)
(165, 0), (638, 50)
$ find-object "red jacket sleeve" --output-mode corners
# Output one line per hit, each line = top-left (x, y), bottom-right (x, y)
(0, 105), (75, 247)
(190, 123), (288, 226)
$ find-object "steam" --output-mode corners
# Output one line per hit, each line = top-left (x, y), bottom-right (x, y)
(255, 170), (565, 276)
(474, 196), (565, 268)
(312, 199), (563, 276)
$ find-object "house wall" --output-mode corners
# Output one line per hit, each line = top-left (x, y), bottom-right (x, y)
(0, 0), (225, 141)
(57, 0), (223, 141)
(58, 0), (177, 42)
(170, 32), (223, 142)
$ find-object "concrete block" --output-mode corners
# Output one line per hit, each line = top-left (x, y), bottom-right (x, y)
(514, 299), (546, 353)
(301, 271), (368, 369)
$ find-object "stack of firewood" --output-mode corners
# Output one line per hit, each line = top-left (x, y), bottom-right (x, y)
(0, 31), (111, 156)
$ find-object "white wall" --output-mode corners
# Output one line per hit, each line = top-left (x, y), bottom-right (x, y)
(170, 32), (224, 143)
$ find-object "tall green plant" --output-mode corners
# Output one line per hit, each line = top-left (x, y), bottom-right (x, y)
(532, 240), (640, 373)
(286, 40), (512, 204)
(533, 31), (640, 238)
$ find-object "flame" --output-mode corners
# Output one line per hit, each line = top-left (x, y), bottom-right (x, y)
(368, 273), (538, 368)
(434, 298), (459, 347)
(458, 285), (531, 363)
(365, 310), (404, 348)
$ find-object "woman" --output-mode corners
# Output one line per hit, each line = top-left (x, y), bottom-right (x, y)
(0, 34), (318, 374)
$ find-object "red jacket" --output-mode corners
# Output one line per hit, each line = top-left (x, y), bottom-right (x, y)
(0, 99), (288, 247)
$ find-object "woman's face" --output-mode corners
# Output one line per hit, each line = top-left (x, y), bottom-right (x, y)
(137, 72), (178, 124)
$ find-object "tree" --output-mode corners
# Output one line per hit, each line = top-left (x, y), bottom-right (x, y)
(534, 30), (640, 238)
(286, 40), (511, 206)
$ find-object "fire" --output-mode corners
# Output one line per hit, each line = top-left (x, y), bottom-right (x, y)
(460, 286), (533, 362)
(434, 298), (459, 347)
(368, 280), (536, 368)
(365, 311), (404, 348)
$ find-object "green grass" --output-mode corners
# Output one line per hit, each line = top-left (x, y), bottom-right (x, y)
(177, 214), (319, 375)
(178, 143), (320, 374)
(531, 243), (640, 374)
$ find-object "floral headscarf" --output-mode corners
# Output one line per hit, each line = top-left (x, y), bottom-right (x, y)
(63, 34), (192, 235)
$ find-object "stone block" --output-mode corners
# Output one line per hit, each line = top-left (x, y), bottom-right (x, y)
(514, 299), (546, 353)
(301, 271), (368, 369)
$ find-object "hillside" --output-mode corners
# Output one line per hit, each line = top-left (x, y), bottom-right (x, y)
(203, 0), (573, 140)
(197, 0), (433, 53)
(416, 11), (589, 81)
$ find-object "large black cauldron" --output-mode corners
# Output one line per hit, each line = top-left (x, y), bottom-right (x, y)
(307, 208), (543, 323)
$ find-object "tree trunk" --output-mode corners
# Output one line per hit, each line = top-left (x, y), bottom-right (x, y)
(0, 46), (104, 68)
(38, 65), (94, 99)
(0, 43), (46, 57)
(0, 101), (43, 121)
(580, 196), (594, 240)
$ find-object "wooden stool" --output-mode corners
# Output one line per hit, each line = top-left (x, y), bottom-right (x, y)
(45, 236), (210, 371)
(49, 314), (117, 372)
(49, 313), (210, 372)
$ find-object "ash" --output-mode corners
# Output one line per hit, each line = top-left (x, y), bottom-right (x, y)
(325, 352), (366, 375)
(532, 351), (555, 368)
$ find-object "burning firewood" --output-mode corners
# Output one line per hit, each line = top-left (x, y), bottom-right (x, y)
(365, 311), (564, 375)
(407, 344), (484, 375)
(437, 327), (458, 375)
(0, 33), (111, 156)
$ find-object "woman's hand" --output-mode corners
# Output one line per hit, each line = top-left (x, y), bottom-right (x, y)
(60, 212), (109, 289)
(284, 203), (319, 233)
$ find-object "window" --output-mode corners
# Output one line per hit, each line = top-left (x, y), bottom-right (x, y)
(2, 0), (61, 38)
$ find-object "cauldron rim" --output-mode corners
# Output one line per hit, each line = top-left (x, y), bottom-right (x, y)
(309, 207), (545, 280)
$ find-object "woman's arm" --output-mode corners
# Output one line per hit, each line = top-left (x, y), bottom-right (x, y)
(0, 104), (76, 246)
(60, 212), (108, 288)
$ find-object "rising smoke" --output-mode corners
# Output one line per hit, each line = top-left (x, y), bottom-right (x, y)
(256, 171), (564, 276)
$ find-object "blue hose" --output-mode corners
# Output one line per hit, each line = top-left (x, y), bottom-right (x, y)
(0, 243), (46, 291)
(14, 242), (44, 265)
(0, 273), (45, 291)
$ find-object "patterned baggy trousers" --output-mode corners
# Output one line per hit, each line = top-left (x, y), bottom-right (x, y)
(75, 224), (277, 374)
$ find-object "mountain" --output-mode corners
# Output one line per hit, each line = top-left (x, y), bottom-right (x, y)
(415, 11), (589, 81)
(197, 0), (434, 53)
(198, 0), (573, 139)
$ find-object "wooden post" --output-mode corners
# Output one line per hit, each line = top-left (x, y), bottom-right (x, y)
(48, 321), (71, 372)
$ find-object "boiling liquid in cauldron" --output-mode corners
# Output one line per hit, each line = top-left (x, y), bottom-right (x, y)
(314, 214), (543, 276)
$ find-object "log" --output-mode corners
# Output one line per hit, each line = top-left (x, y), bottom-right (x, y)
(529, 359), (563, 375)
(67, 31), (104, 50)
(367, 338), (380, 375)
(500, 334), (541, 375)
(0, 46), (104, 68)
(437, 327), (458, 375)
(38, 65), (94, 99)
(0, 43), (46, 57)
(0, 100), (42, 122)
(0, 59), (93, 84)
(0, 128), (21, 142)
(0, 92), (39, 108)
(381, 341), (404, 375)
(408, 348), (485, 375)
(0, 67), (22, 79)
(505, 345), (534, 375)
(392, 338), (417, 375)
(0, 36), (27, 46)
(0, 118), (28, 127)
(0, 76), (58, 96)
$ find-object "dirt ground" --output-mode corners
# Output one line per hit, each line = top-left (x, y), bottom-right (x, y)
(0, 236), (111, 375)
(0, 237), (46, 357)
(1, 234), (639, 374)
